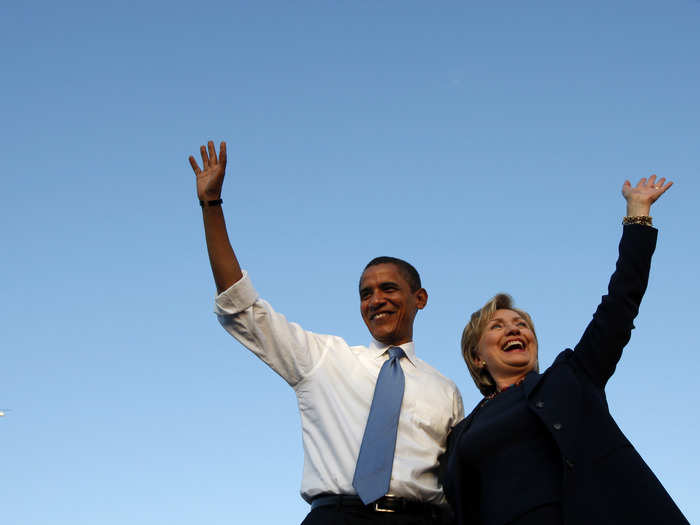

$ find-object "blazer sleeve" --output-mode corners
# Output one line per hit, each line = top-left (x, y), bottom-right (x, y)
(439, 408), (480, 525)
(572, 224), (658, 388)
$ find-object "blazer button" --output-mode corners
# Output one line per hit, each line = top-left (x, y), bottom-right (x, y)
(535, 401), (545, 408)
(564, 458), (575, 470)
(553, 423), (563, 430)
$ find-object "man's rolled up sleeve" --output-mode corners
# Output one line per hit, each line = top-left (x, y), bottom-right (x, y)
(213, 270), (329, 387)
(214, 271), (259, 315)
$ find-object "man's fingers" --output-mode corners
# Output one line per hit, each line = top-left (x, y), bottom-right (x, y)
(208, 141), (217, 166)
(192, 140), (225, 173)
(219, 141), (227, 167)
(200, 145), (209, 169)
(189, 155), (201, 175)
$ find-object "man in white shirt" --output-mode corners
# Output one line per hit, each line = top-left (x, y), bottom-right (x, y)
(189, 140), (463, 524)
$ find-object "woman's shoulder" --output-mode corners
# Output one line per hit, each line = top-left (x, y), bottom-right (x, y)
(448, 398), (484, 440)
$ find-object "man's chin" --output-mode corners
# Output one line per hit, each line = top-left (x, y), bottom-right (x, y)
(371, 332), (396, 345)
(373, 333), (409, 347)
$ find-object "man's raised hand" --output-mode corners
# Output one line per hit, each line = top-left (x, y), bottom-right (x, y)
(189, 141), (227, 201)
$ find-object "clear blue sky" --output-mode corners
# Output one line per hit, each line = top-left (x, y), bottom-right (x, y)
(2, 1), (699, 523)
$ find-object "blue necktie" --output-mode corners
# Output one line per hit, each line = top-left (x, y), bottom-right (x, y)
(352, 346), (406, 505)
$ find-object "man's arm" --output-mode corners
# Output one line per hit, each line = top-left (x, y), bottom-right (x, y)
(190, 140), (334, 384)
(188, 141), (243, 294)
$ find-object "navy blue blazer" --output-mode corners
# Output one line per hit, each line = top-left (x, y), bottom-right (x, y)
(442, 225), (688, 525)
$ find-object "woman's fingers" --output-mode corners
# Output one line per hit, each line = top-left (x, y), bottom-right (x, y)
(655, 180), (673, 198)
(623, 175), (674, 204)
(621, 180), (632, 197)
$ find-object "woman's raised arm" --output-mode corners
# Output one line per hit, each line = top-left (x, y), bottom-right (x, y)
(572, 175), (673, 388)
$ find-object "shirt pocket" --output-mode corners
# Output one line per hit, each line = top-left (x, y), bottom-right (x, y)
(408, 398), (448, 439)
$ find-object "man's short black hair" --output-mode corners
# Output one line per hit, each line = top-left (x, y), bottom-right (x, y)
(362, 256), (422, 292)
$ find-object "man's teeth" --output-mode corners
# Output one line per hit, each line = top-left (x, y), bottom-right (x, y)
(373, 312), (390, 320)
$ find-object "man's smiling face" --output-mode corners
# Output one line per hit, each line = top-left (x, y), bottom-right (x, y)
(359, 263), (427, 346)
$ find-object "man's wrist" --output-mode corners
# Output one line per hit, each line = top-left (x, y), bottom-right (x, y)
(200, 198), (223, 207)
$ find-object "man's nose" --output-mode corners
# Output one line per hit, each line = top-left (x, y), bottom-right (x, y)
(369, 292), (387, 307)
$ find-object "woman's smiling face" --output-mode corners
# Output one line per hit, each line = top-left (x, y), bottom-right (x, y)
(476, 309), (538, 387)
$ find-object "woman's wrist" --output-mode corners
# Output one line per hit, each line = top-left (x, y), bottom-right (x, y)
(626, 201), (651, 217)
(623, 215), (653, 226)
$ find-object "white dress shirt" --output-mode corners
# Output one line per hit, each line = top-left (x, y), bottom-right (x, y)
(214, 272), (464, 505)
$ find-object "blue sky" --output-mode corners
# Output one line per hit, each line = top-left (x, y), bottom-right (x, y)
(2, 1), (699, 523)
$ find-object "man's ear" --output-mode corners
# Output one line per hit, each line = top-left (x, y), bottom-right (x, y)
(415, 288), (428, 310)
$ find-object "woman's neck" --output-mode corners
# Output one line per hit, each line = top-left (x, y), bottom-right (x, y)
(495, 372), (528, 392)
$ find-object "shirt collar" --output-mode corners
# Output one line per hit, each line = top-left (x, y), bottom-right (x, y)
(368, 339), (417, 367)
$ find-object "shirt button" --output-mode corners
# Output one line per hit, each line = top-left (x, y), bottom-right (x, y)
(535, 401), (545, 408)
(553, 423), (563, 430)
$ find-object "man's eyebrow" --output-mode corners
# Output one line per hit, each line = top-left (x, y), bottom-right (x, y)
(359, 280), (401, 294)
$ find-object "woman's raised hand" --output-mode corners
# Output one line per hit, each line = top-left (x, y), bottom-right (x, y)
(622, 175), (673, 217)
(189, 141), (227, 201)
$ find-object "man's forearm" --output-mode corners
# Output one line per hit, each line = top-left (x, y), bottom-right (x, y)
(202, 205), (243, 294)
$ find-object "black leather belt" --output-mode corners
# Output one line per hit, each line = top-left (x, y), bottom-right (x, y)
(311, 494), (440, 514)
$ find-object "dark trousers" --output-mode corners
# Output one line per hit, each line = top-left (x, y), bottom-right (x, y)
(301, 505), (449, 525)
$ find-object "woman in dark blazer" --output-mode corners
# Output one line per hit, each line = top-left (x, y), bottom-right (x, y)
(441, 175), (688, 525)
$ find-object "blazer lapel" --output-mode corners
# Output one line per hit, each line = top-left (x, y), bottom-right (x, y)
(523, 370), (544, 398)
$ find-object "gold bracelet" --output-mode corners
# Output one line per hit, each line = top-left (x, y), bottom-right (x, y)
(622, 215), (652, 226)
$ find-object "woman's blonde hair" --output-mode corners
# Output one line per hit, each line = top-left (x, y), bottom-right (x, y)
(461, 293), (538, 396)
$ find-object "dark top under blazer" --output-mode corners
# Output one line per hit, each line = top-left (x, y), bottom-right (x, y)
(441, 225), (688, 525)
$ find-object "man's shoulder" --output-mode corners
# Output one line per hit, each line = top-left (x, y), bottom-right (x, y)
(412, 356), (460, 391)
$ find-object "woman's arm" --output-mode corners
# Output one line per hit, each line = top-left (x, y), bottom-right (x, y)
(572, 176), (672, 388)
